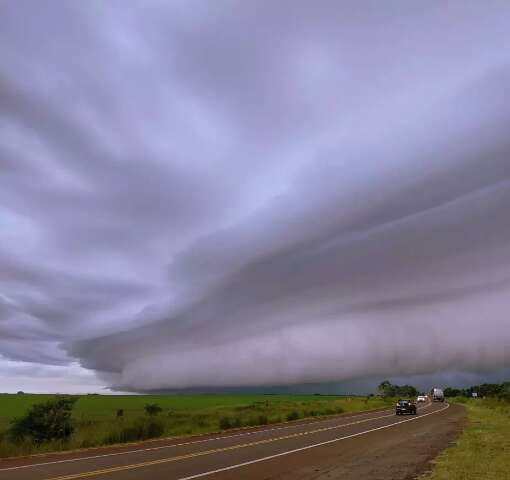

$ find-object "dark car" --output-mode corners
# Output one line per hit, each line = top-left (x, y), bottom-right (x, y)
(395, 399), (417, 415)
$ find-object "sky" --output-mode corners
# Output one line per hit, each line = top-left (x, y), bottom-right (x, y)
(1, 1), (510, 394)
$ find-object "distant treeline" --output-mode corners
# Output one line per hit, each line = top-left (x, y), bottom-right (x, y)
(444, 382), (510, 400)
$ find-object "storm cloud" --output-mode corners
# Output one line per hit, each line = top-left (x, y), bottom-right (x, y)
(1, 1), (510, 392)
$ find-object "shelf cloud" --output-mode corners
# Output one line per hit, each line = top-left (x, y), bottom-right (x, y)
(1, 1), (510, 392)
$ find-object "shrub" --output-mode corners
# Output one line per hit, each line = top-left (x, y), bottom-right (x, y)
(219, 417), (242, 429)
(105, 418), (164, 445)
(144, 403), (163, 416)
(8, 397), (76, 444)
(286, 411), (300, 422)
(219, 417), (232, 429)
(116, 409), (124, 418)
(248, 415), (268, 426)
(145, 419), (165, 438)
(80, 439), (94, 449)
(257, 415), (268, 425)
(192, 415), (208, 428)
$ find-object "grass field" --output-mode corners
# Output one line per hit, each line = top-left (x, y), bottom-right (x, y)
(0, 393), (392, 458)
(421, 398), (510, 480)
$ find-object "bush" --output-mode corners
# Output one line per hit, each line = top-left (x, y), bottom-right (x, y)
(257, 415), (268, 425)
(247, 415), (268, 426)
(145, 419), (165, 438)
(192, 415), (208, 428)
(219, 417), (242, 430)
(286, 411), (300, 422)
(116, 409), (124, 418)
(144, 403), (163, 416)
(80, 439), (93, 449)
(8, 397), (76, 444)
(219, 417), (231, 429)
(105, 418), (165, 445)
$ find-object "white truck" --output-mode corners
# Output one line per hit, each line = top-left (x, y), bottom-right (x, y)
(430, 388), (445, 402)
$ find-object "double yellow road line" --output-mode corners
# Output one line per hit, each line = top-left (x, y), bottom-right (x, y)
(45, 410), (396, 480)
(44, 401), (443, 480)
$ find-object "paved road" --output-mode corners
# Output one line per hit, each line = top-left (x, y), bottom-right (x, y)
(0, 401), (463, 480)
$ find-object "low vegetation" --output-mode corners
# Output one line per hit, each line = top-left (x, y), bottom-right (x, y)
(0, 393), (393, 458)
(421, 397), (510, 480)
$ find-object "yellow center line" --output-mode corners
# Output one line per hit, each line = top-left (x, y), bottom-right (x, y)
(43, 410), (400, 480)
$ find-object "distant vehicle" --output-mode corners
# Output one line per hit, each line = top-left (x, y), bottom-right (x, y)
(395, 399), (417, 415)
(416, 395), (427, 403)
(430, 388), (445, 402)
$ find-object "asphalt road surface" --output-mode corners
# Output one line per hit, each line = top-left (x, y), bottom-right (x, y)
(0, 401), (465, 480)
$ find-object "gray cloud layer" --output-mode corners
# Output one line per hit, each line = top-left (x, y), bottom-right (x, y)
(1, 1), (510, 391)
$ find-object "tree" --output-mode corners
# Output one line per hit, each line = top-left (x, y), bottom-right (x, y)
(499, 384), (510, 402)
(8, 397), (76, 444)
(144, 403), (163, 416)
(444, 387), (463, 397)
(378, 381), (418, 398)
(378, 380), (393, 397)
(398, 385), (418, 398)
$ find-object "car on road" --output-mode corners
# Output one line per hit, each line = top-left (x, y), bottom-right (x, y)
(416, 395), (427, 403)
(396, 399), (417, 415)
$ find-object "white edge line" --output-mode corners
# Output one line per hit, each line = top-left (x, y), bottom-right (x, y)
(0, 401), (433, 472)
(0, 408), (392, 471)
(177, 402), (449, 480)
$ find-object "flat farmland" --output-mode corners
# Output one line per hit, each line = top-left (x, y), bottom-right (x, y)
(0, 394), (392, 458)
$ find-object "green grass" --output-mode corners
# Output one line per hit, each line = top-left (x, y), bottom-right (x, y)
(0, 394), (392, 458)
(421, 398), (510, 480)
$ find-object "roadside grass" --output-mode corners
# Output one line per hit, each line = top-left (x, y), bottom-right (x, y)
(0, 394), (394, 458)
(421, 398), (510, 480)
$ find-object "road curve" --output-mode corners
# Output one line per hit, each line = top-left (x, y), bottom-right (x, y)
(0, 401), (464, 480)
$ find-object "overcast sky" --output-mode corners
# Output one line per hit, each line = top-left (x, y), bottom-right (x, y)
(1, 1), (510, 394)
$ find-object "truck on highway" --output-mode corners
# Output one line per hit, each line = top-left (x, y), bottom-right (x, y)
(430, 388), (445, 402)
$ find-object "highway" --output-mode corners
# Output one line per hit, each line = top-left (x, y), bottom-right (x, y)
(0, 401), (464, 480)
